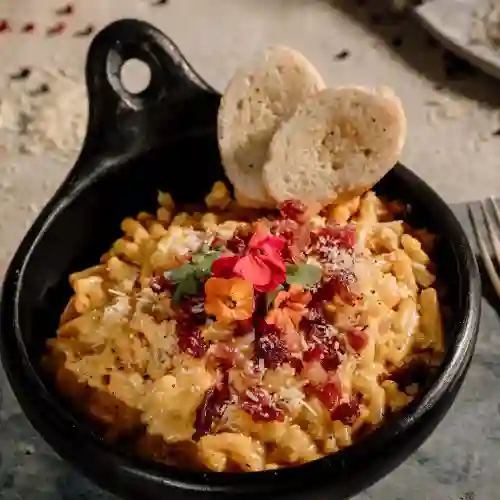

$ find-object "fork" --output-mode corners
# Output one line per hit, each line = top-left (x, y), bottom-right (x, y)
(468, 198), (500, 298)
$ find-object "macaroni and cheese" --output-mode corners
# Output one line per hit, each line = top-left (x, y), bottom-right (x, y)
(44, 182), (444, 472)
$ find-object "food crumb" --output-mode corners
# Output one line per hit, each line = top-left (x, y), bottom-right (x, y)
(46, 22), (66, 36)
(55, 3), (74, 16)
(0, 20), (12, 33)
(21, 22), (35, 33)
(10, 68), (32, 81)
(334, 49), (350, 61)
(73, 24), (95, 37)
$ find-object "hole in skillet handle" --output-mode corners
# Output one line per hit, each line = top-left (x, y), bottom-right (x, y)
(68, 18), (220, 189)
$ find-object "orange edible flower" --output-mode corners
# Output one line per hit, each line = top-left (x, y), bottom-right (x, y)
(266, 285), (311, 350)
(204, 277), (254, 323)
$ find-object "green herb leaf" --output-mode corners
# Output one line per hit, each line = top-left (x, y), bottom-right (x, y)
(167, 263), (194, 283)
(171, 273), (201, 305)
(265, 284), (285, 311)
(168, 250), (223, 305)
(286, 263), (322, 289)
(193, 251), (221, 278)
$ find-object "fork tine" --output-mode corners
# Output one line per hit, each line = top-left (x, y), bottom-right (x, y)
(482, 200), (500, 265)
(490, 196), (500, 226)
(468, 204), (500, 299)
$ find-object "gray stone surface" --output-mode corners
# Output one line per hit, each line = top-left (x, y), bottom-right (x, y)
(1, 203), (499, 500)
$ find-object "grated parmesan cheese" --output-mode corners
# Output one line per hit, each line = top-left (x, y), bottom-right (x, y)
(0, 68), (88, 158)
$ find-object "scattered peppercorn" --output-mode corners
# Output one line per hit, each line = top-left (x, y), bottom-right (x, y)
(21, 22), (35, 33)
(0, 20), (12, 33)
(29, 83), (51, 97)
(334, 49), (350, 61)
(46, 22), (66, 36)
(55, 3), (74, 16)
(492, 128), (500, 137)
(10, 67), (32, 80)
(73, 24), (95, 37)
(152, 0), (169, 5)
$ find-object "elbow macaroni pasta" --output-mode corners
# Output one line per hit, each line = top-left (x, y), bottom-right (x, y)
(44, 185), (445, 472)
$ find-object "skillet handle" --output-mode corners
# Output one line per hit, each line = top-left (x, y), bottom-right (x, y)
(70, 19), (220, 184)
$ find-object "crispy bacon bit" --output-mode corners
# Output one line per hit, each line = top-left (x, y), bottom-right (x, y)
(208, 343), (245, 369)
(301, 312), (345, 371)
(345, 327), (368, 353)
(279, 200), (306, 222)
(255, 321), (289, 369)
(226, 230), (252, 255)
(311, 270), (358, 306)
(194, 375), (230, 439)
(307, 380), (341, 413)
(177, 324), (206, 358)
(150, 275), (173, 294)
(271, 218), (311, 262)
(304, 345), (341, 371)
(314, 225), (357, 255)
(240, 388), (284, 423)
(331, 399), (360, 424)
(176, 302), (207, 358)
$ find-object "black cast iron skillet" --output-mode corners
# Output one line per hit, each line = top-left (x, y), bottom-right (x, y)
(0, 19), (481, 500)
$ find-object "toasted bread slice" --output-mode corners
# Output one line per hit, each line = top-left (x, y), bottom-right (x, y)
(217, 45), (326, 208)
(262, 86), (407, 205)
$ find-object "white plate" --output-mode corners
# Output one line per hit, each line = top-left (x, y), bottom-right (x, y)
(412, 0), (500, 80)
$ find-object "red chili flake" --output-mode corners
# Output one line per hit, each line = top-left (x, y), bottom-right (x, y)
(0, 20), (12, 33)
(73, 24), (95, 38)
(330, 399), (360, 424)
(240, 387), (284, 423)
(279, 200), (307, 222)
(46, 22), (66, 36)
(194, 374), (230, 439)
(55, 3), (74, 16)
(21, 23), (35, 33)
(345, 327), (368, 353)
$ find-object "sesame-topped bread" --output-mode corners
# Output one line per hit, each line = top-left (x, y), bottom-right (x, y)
(262, 86), (407, 205)
(217, 45), (326, 208)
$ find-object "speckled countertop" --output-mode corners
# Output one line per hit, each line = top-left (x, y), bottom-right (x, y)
(0, 1), (500, 499)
